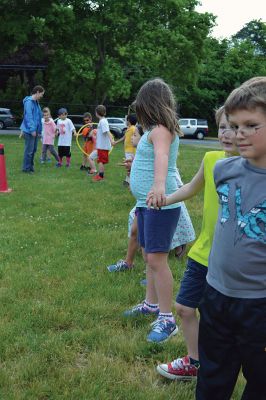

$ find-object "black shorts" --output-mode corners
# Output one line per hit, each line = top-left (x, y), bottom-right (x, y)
(58, 146), (71, 158)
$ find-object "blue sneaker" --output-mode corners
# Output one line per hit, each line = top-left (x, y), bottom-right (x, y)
(107, 259), (133, 272)
(123, 302), (159, 317)
(147, 318), (178, 343)
(140, 279), (147, 286)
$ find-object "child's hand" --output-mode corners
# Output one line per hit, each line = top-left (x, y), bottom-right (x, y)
(123, 158), (132, 172)
(73, 131), (77, 137)
(146, 185), (166, 209)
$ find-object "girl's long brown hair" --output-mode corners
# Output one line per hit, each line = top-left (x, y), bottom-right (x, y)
(135, 78), (182, 136)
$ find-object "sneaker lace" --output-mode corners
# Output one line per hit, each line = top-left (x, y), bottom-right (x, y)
(116, 260), (127, 270)
(151, 318), (168, 333)
(172, 357), (185, 369)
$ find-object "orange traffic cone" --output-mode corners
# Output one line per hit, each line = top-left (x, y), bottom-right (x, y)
(0, 144), (12, 193)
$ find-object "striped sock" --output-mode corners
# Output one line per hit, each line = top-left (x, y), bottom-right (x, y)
(144, 300), (159, 311)
(158, 312), (175, 323)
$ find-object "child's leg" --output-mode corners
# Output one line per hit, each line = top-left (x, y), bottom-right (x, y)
(196, 285), (241, 400)
(238, 297), (266, 400)
(41, 144), (47, 161)
(98, 161), (104, 175)
(175, 258), (207, 360)
(125, 216), (138, 266)
(66, 147), (71, 166)
(48, 145), (59, 161)
(146, 252), (173, 312)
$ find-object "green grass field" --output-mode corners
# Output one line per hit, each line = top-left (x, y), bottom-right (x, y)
(0, 135), (244, 399)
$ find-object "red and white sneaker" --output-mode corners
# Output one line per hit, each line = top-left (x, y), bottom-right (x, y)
(157, 355), (199, 380)
(92, 174), (104, 182)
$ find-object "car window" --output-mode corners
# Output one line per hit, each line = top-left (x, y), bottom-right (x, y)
(113, 119), (123, 123)
(179, 119), (188, 125)
(190, 120), (196, 126)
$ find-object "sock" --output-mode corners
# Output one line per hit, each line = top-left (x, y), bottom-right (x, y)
(158, 312), (175, 323)
(99, 172), (104, 178)
(144, 300), (159, 311)
(59, 157), (63, 165)
(66, 156), (71, 165)
(189, 357), (200, 367)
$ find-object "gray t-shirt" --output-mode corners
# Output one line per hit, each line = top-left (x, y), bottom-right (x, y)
(207, 157), (266, 299)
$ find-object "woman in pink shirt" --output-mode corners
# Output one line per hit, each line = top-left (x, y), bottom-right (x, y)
(41, 107), (60, 164)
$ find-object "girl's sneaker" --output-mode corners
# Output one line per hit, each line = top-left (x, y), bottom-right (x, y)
(123, 302), (159, 317)
(156, 355), (199, 380)
(147, 318), (178, 343)
(107, 260), (133, 272)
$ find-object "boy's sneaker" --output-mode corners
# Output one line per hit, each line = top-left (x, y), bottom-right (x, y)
(147, 318), (178, 343)
(47, 158), (52, 163)
(88, 170), (97, 175)
(56, 163), (62, 167)
(123, 302), (159, 317)
(80, 165), (86, 170)
(92, 174), (104, 182)
(107, 259), (133, 272)
(156, 355), (199, 380)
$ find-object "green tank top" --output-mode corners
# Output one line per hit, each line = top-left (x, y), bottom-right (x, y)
(188, 151), (225, 266)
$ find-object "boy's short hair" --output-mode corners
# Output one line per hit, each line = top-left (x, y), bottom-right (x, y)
(127, 114), (137, 126)
(58, 107), (68, 115)
(31, 85), (45, 94)
(83, 112), (92, 119)
(225, 76), (266, 115)
(95, 105), (106, 117)
(215, 105), (225, 126)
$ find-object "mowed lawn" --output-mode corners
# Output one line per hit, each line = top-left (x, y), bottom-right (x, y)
(0, 135), (244, 400)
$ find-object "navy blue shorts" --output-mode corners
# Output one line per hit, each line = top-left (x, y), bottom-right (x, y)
(136, 207), (180, 253)
(176, 257), (207, 309)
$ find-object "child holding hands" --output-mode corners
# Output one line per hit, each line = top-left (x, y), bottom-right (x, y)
(124, 78), (182, 343)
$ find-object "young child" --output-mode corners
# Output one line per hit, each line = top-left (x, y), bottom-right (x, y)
(41, 107), (60, 164)
(80, 112), (93, 170)
(92, 105), (112, 181)
(153, 106), (238, 380)
(114, 114), (138, 185)
(108, 124), (195, 272)
(195, 78), (266, 400)
(123, 78), (182, 343)
(56, 108), (76, 167)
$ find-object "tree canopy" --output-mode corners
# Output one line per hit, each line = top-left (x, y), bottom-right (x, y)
(0, 1), (265, 127)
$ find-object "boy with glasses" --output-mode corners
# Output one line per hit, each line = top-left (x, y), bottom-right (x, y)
(196, 77), (266, 400)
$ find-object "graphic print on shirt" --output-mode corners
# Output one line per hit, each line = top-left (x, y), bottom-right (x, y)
(217, 183), (230, 224)
(59, 123), (65, 135)
(217, 183), (266, 244)
(235, 186), (266, 244)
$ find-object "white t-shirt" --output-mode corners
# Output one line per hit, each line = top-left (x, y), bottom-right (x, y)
(57, 118), (75, 146)
(96, 118), (111, 150)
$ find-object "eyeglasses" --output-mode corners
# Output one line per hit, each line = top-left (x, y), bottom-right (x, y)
(219, 128), (235, 135)
(231, 124), (266, 137)
(84, 119), (91, 122)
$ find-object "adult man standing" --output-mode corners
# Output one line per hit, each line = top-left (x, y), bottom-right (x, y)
(20, 85), (45, 173)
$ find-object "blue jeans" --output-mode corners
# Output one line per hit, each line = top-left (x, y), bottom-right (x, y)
(22, 133), (38, 172)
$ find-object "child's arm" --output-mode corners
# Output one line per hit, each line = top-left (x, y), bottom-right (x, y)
(149, 125), (172, 208)
(113, 135), (125, 145)
(108, 131), (115, 146)
(147, 160), (205, 207)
